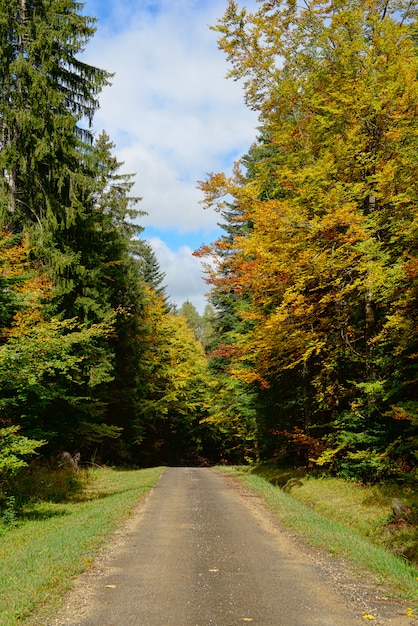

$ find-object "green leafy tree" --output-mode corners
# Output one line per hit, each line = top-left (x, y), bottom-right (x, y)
(178, 302), (217, 350)
(0, 426), (45, 504)
(0, 426), (44, 476)
(0, 231), (118, 453)
(0, 0), (155, 461)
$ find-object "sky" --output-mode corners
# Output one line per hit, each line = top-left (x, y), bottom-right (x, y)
(81, 0), (259, 313)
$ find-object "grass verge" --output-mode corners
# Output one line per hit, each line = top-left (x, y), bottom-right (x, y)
(218, 466), (418, 605)
(0, 466), (164, 625)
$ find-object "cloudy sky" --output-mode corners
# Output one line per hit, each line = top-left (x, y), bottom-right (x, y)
(81, 0), (258, 312)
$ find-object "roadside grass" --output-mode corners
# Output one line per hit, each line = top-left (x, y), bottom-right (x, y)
(0, 466), (164, 626)
(249, 464), (418, 566)
(219, 466), (418, 604)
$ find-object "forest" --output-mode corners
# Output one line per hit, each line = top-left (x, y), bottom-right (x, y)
(0, 0), (417, 492)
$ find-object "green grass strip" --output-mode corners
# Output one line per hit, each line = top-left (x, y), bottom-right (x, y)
(221, 467), (418, 603)
(0, 467), (164, 625)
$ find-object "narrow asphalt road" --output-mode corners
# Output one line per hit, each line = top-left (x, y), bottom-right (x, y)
(46, 468), (402, 625)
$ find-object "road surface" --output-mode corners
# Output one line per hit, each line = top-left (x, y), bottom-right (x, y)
(45, 467), (411, 625)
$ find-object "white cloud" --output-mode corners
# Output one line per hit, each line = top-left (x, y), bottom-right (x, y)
(116, 143), (216, 233)
(82, 0), (258, 308)
(147, 237), (208, 313)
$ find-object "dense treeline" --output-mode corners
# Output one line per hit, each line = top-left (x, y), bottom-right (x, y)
(0, 0), (417, 487)
(0, 0), (221, 484)
(197, 0), (418, 481)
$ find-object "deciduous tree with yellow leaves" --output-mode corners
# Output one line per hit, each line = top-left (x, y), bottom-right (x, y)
(198, 0), (418, 478)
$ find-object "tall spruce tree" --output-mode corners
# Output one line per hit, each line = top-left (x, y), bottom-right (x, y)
(50, 131), (144, 322)
(132, 239), (168, 301)
(0, 0), (111, 231)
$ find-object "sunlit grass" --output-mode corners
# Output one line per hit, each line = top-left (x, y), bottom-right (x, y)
(0, 466), (164, 625)
(220, 466), (418, 603)
(241, 464), (418, 564)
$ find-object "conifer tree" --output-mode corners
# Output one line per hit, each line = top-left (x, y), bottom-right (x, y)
(132, 239), (168, 301)
(0, 0), (111, 231)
